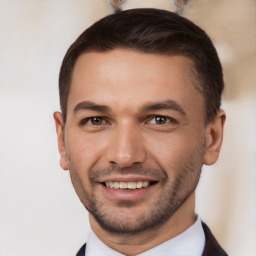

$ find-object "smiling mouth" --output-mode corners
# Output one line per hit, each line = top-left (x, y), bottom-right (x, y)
(103, 181), (157, 190)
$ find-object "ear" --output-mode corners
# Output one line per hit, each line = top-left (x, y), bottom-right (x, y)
(204, 109), (226, 165)
(53, 111), (69, 170)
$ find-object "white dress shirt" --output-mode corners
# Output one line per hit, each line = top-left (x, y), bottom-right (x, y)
(85, 216), (205, 256)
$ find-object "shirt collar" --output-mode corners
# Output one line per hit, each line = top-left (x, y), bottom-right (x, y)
(85, 216), (205, 256)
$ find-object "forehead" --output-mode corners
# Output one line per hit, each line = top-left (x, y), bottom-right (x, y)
(68, 49), (204, 117)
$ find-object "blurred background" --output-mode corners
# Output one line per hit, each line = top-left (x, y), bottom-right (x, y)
(0, 0), (255, 255)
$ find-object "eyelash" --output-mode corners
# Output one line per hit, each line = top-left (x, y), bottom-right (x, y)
(79, 115), (178, 126)
(146, 115), (178, 125)
(79, 116), (109, 126)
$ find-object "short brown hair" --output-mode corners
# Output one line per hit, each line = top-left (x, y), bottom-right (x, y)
(59, 8), (224, 123)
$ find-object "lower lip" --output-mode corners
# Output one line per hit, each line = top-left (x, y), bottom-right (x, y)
(100, 183), (156, 201)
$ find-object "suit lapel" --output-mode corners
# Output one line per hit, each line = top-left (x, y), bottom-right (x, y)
(76, 243), (86, 256)
(202, 222), (228, 256)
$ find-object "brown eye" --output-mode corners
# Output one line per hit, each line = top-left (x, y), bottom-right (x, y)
(80, 117), (107, 126)
(147, 115), (178, 126)
(90, 117), (103, 125)
(155, 116), (167, 125)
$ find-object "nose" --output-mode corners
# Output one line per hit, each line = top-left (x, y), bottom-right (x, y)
(106, 123), (147, 167)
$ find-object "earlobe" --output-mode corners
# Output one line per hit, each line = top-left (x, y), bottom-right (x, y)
(53, 111), (69, 170)
(204, 109), (226, 165)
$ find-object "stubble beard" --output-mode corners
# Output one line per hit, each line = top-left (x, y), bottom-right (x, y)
(68, 143), (205, 236)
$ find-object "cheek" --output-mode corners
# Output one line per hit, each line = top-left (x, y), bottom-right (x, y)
(65, 131), (107, 171)
(65, 135), (100, 192)
(146, 131), (204, 173)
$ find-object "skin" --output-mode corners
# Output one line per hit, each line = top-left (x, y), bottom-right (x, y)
(54, 49), (225, 255)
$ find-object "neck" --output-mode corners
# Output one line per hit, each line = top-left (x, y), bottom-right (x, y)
(89, 193), (196, 256)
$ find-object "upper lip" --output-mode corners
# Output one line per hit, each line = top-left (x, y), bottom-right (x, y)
(98, 175), (158, 183)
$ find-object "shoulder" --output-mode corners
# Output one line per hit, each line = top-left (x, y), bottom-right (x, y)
(202, 221), (228, 256)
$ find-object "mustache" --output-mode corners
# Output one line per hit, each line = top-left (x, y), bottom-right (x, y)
(89, 164), (168, 182)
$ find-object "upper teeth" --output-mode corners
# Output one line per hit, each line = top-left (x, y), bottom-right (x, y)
(105, 181), (150, 189)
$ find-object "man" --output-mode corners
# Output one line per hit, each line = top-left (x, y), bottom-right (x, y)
(54, 8), (227, 256)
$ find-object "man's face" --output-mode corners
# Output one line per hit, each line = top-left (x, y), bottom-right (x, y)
(56, 49), (210, 234)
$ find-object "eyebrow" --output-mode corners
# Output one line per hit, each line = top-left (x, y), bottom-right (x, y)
(139, 100), (187, 116)
(73, 99), (186, 116)
(74, 101), (111, 113)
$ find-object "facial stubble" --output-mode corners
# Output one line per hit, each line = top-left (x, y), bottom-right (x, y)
(68, 140), (205, 236)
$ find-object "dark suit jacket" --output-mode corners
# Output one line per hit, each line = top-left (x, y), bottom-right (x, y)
(76, 222), (228, 256)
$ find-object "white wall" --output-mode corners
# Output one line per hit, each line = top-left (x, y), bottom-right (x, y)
(0, 1), (255, 255)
